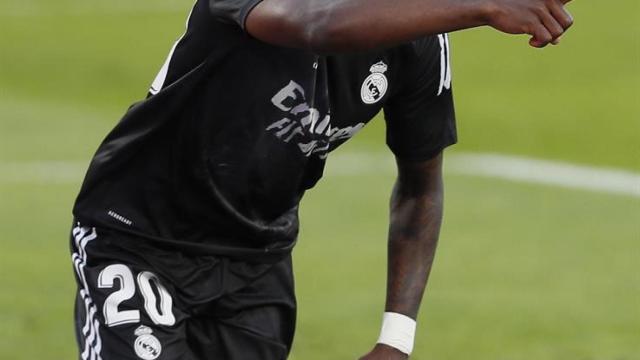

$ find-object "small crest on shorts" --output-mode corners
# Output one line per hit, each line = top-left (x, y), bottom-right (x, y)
(135, 325), (153, 337)
(361, 61), (389, 105)
(134, 325), (162, 360)
(369, 61), (388, 74)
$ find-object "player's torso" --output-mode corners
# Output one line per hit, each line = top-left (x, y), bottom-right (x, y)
(74, 2), (430, 253)
(165, 34), (406, 219)
(159, 5), (417, 203)
(157, 1), (412, 160)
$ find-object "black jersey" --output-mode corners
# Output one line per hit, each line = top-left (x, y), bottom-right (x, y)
(73, 0), (456, 261)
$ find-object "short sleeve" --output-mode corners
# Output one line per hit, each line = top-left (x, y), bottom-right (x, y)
(209, 0), (264, 29)
(383, 34), (457, 161)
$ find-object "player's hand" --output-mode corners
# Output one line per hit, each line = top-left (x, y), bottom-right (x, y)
(484, 0), (574, 48)
(358, 344), (408, 360)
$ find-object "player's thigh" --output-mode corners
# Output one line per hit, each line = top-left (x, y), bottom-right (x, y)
(209, 256), (297, 360)
(214, 305), (295, 360)
(70, 225), (190, 360)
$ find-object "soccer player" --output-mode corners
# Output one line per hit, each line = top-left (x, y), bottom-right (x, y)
(70, 0), (573, 359)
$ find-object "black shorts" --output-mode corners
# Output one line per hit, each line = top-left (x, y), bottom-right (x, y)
(70, 223), (296, 360)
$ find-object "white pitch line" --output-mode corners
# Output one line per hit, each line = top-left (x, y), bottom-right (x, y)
(1, 153), (639, 198)
(326, 152), (640, 198)
(447, 153), (640, 198)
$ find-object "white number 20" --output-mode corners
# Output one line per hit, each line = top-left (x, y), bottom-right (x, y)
(98, 264), (176, 327)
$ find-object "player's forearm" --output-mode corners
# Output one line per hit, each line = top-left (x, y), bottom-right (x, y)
(385, 160), (444, 319)
(247, 0), (489, 52)
(247, 0), (573, 52)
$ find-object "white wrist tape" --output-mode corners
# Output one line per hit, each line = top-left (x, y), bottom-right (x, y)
(376, 312), (417, 355)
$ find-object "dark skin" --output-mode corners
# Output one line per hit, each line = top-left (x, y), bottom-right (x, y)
(246, 0), (573, 52)
(359, 154), (446, 360)
(244, 0), (574, 358)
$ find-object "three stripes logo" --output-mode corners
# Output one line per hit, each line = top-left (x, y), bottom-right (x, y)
(71, 225), (103, 360)
(437, 33), (452, 96)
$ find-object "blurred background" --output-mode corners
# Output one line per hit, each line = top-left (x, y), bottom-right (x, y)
(0, 0), (638, 359)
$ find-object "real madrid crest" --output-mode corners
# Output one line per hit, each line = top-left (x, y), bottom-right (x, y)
(361, 61), (388, 104)
(134, 325), (162, 360)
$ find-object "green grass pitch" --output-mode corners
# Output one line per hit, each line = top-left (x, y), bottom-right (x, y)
(0, 1), (638, 359)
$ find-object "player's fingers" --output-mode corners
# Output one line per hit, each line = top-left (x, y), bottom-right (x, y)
(539, 10), (565, 41)
(548, 0), (574, 30)
(559, 0), (572, 4)
(529, 23), (553, 48)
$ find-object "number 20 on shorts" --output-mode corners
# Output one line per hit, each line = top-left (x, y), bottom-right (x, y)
(98, 264), (176, 327)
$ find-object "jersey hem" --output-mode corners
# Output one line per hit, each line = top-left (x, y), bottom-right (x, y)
(72, 216), (294, 264)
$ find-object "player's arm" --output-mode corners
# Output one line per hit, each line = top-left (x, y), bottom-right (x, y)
(246, 0), (573, 52)
(359, 153), (445, 360)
